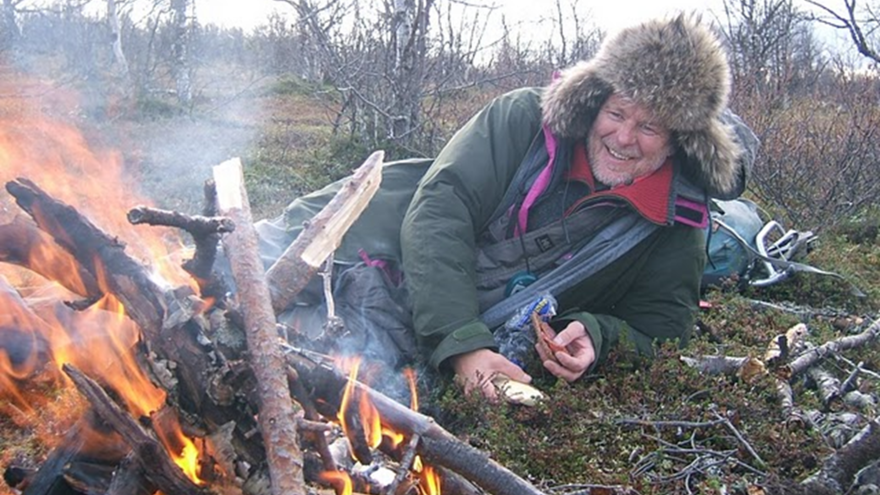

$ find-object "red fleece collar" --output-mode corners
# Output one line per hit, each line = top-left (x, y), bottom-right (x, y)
(565, 141), (674, 225)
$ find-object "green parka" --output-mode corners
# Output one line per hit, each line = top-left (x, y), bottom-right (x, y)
(402, 88), (717, 372)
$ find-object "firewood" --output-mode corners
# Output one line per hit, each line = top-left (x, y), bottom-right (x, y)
(62, 364), (211, 495)
(105, 452), (155, 495)
(265, 150), (385, 314)
(0, 215), (101, 298)
(801, 417), (880, 493)
(288, 352), (548, 495)
(213, 157), (306, 495)
(288, 366), (337, 472)
(127, 206), (234, 237)
(787, 316), (880, 378)
(15, 415), (89, 495)
(4, 176), (271, 489)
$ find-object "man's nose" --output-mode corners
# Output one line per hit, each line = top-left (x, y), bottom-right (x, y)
(614, 122), (638, 146)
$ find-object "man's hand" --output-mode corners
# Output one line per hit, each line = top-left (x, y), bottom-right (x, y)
(535, 321), (595, 382)
(450, 349), (532, 401)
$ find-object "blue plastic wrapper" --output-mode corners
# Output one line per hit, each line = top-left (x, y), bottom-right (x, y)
(495, 293), (557, 369)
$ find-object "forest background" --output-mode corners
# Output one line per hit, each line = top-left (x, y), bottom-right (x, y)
(2, 0), (880, 494)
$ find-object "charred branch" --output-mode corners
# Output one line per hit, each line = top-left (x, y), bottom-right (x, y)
(213, 157), (306, 495)
(17, 416), (90, 495)
(266, 150), (384, 314)
(62, 364), (211, 495)
(5, 178), (167, 341)
(105, 452), (155, 495)
(127, 206), (234, 237)
(0, 215), (101, 298)
(288, 366), (337, 472)
(127, 204), (233, 284)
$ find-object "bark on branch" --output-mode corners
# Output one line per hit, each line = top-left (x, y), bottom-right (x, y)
(213, 157), (306, 495)
(787, 316), (880, 378)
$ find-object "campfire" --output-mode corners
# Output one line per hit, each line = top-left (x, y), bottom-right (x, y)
(0, 79), (544, 495)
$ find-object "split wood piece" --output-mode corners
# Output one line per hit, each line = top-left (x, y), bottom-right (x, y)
(265, 150), (385, 314)
(289, 355), (546, 495)
(802, 417), (880, 493)
(213, 157), (306, 495)
(62, 364), (211, 495)
(127, 204), (233, 281)
(787, 315), (880, 378)
(0, 215), (101, 298)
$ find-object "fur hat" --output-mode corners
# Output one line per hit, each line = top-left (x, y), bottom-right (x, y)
(542, 14), (742, 196)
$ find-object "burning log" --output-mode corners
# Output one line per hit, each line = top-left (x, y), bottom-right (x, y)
(289, 352), (547, 495)
(6, 177), (168, 340)
(62, 363), (210, 495)
(265, 150), (384, 314)
(0, 215), (101, 298)
(4, 176), (269, 488)
(213, 157), (306, 495)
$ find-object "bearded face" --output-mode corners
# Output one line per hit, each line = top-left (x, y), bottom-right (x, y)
(587, 94), (673, 187)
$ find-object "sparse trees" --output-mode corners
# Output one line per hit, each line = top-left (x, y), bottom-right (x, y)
(805, 0), (880, 64)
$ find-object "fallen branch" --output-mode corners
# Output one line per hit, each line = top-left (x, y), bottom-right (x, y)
(213, 157), (306, 495)
(266, 150), (384, 314)
(787, 316), (880, 378)
(807, 367), (842, 408)
(801, 417), (880, 493)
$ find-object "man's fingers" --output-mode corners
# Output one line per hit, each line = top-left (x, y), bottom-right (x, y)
(543, 359), (581, 382)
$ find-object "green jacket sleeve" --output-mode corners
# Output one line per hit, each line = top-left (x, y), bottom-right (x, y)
(401, 88), (543, 371)
(552, 224), (706, 372)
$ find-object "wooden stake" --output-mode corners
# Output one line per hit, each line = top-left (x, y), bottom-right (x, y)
(213, 158), (306, 495)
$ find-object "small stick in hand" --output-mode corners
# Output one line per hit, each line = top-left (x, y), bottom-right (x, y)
(530, 311), (565, 363)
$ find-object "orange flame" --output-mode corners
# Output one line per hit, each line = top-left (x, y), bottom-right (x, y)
(0, 74), (203, 484)
(404, 367), (418, 411)
(338, 358), (383, 453)
(419, 465), (442, 495)
(319, 470), (353, 495)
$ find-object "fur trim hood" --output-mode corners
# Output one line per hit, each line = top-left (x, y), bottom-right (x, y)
(542, 14), (743, 196)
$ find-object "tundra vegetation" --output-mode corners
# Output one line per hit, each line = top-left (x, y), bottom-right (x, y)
(1, 0), (880, 494)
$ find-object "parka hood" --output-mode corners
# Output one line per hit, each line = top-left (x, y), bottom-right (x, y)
(542, 14), (743, 197)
